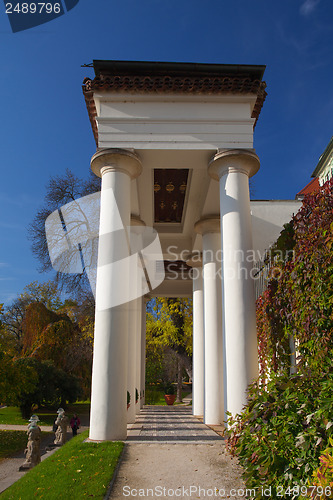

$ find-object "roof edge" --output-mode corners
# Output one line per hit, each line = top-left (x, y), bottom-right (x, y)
(92, 59), (266, 80)
(311, 136), (333, 178)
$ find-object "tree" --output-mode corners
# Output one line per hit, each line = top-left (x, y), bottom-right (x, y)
(146, 297), (192, 402)
(14, 358), (81, 419)
(0, 352), (38, 410)
(1, 280), (63, 355)
(28, 169), (100, 297)
(23, 301), (93, 396)
(0, 281), (94, 412)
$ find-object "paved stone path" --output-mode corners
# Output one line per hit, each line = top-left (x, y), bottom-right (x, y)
(108, 406), (246, 499)
(0, 406), (246, 499)
(0, 424), (53, 432)
(127, 406), (224, 442)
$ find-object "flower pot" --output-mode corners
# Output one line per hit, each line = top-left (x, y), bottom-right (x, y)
(164, 394), (176, 405)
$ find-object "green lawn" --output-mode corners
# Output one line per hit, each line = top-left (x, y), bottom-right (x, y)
(0, 407), (27, 425)
(0, 402), (90, 426)
(1, 431), (124, 500)
(0, 430), (51, 461)
(145, 387), (191, 405)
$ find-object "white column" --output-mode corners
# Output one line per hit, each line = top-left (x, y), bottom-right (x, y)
(127, 298), (137, 424)
(186, 256), (204, 417)
(127, 218), (145, 422)
(89, 149), (142, 441)
(130, 218), (146, 415)
(194, 218), (223, 425)
(140, 297), (147, 408)
(209, 149), (259, 419)
(135, 297), (142, 414)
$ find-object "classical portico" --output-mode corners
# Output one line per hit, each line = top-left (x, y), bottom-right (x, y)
(83, 60), (299, 441)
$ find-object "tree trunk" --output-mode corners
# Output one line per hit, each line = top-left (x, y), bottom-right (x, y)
(176, 357), (183, 403)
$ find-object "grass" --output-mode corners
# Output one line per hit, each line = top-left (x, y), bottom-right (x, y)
(1, 431), (124, 500)
(0, 407), (27, 425)
(0, 402), (91, 426)
(145, 387), (191, 405)
(0, 430), (51, 462)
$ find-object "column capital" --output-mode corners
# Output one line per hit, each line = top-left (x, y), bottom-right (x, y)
(194, 216), (220, 236)
(208, 149), (260, 180)
(91, 148), (142, 179)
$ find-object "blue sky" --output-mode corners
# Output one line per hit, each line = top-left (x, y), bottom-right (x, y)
(0, 0), (332, 305)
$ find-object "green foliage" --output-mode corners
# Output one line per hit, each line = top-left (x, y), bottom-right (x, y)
(0, 281), (93, 412)
(163, 383), (176, 395)
(0, 352), (38, 407)
(1, 431), (124, 500)
(310, 437), (333, 498)
(145, 388), (162, 405)
(145, 297), (192, 387)
(226, 360), (333, 498)
(0, 430), (30, 460)
(257, 181), (333, 381)
(15, 359), (82, 418)
(227, 181), (333, 497)
(20, 281), (63, 312)
(0, 430), (50, 460)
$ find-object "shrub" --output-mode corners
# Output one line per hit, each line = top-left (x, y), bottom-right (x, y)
(309, 437), (333, 499)
(145, 388), (161, 405)
(226, 359), (333, 498)
(163, 383), (175, 395)
(16, 358), (81, 418)
(227, 181), (333, 497)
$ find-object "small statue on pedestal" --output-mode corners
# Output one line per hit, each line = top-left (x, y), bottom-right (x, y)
(54, 408), (69, 446)
(19, 415), (41, 470)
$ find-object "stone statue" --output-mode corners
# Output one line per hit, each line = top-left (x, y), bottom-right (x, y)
(54, 408), (69, 446)
(19, 416), (41, 470)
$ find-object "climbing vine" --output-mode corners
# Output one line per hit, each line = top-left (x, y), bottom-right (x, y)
(227, 179), (333, 497)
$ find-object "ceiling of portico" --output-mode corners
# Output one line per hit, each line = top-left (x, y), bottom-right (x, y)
(130, 149), (217, 260)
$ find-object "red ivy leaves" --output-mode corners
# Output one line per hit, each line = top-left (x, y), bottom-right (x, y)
(256, 178), (333, 381)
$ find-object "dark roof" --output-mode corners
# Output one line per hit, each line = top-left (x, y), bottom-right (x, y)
(82, 60), (267, 146)
(312, 136), (333, 178)
(92, 60), (266, 79)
